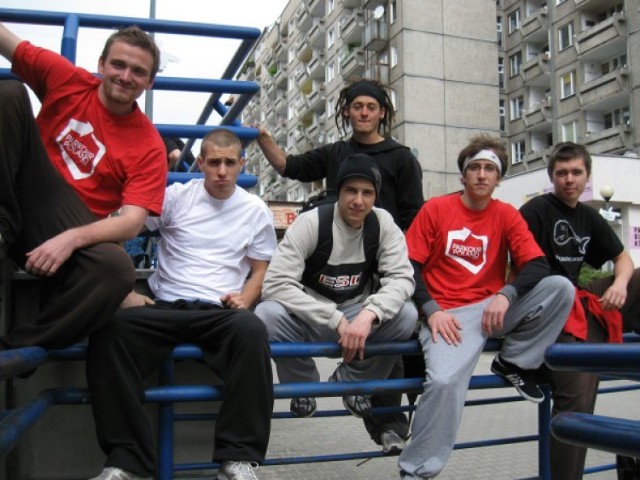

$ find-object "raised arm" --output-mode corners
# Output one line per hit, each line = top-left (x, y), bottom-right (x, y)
(0, 22), (22, 62)
(255, 125), (287, 175)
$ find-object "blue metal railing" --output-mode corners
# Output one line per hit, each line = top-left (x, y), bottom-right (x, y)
(0, 7), (261, 183)
(545, 342), (640, 463)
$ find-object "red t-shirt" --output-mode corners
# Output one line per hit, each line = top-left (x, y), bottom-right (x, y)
(12, 41), (167, 218)
(406, 193), (543, 310)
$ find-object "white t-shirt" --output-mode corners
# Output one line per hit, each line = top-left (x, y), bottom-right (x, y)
(146, 179), (277, 305)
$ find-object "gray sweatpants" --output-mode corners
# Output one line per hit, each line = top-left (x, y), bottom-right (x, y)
(255, 300), (417, 384)
(398, 275), (574, 479)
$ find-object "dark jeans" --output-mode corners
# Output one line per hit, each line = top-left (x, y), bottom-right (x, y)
(0, 80), (134, 349)
(549, 269), (640, 480)
(87, 302), (274, 476)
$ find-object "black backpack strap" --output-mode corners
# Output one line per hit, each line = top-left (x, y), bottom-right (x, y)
(362, 210), (380, 276)
(304, 203), (335, 275)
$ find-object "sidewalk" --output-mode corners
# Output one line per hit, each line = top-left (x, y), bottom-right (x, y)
(256, 353), (638, 480)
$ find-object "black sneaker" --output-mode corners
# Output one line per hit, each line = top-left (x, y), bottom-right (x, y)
(328, 371), (372, 418)
(290, 397), (317, 417)
(491, 355), (545, 403)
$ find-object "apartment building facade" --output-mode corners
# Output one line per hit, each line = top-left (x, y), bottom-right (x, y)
(239, 0), (640, 202)
(501, 0), (640, 176)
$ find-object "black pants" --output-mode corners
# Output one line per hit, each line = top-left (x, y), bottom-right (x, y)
(87, 302), (274, 477)
(0, 80), (134, 349)
(549, 269), (640, 480)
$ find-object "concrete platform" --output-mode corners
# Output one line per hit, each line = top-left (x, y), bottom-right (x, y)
(254, 353), (638, 480)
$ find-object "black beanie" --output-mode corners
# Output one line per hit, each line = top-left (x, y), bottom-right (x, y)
(336, 154), (381, 195)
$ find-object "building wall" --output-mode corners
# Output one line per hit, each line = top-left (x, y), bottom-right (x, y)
(241, 0), (640, 205)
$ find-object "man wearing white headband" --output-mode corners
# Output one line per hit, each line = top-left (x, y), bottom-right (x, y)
(398, 135), (574, 479)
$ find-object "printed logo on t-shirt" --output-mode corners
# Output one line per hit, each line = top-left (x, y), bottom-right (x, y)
(56, 119), (106, 180)
(445, 227), (488, 274)
(553, 219), (590, 255)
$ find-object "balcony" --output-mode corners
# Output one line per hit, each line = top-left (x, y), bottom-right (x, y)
(296, 37), (312, 62)
(364, 63), (389, 85)
(341, 47), (365, 78)
(308, 19), (325, 48)
(273, 62), (288, 89)
(304, 0), (324, 17)
(306, 82), (326, 112)
(581, 125), (631, 154)
(295, 65), (309, 87)
(306, 49), (326, 79)
(523, 97), (552, 131)
(274, 36), (288, 62)
(305, 112), (326, 141)
(520, 52), (550, 87)
(273, 91), (288, 116)
(296, 6), (314, 32)
(578, 67), (629, 108)
(341, 10), (365, 45)
(364, 21), (388, 51)
(521, 7), (548, 43)
(575, 12), (626, 61)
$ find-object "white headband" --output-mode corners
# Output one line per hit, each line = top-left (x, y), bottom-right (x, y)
(462, 149), (502, 175)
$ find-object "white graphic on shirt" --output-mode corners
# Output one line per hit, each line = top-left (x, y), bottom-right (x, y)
(56, 119), (106, 180)
(553, 220), (590, 255)
(445, 227), (488, 274)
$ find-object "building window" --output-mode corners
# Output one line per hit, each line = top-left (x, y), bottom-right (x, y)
(499, 100), (506, 132)
(326, 96), (334, 117)
(497, 16), (503, 47)
(562, 121), (578, 142)
(558, 22), (573, 51)
(498, 57), (504, 89)
(511, 140), (525, 164)
(510, 96), (524, 120)
(389, 89), (397, 110)
(390, 46), (398, 68)
(327, 28), (335, 48)
(556, 0), (567, 4)
(604, 106), (631, 128)
(509, 51), (522, 77)
(389, 0), (397, 23)
(326, 0), (334, 15)
(561, 71), (576, 98)
(326, 62), (335, 83)
(508, 9), (521, 34)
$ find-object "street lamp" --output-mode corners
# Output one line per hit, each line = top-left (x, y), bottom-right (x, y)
(599, 184), (620, 221)
(600, 184), (615, 209)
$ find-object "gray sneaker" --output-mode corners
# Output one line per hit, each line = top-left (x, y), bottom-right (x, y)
(328, 370), (372, 418)
(218, 461), (259, 480)
(88, 467), (151, 480)
(381, 430), (406, 455)
(290, 397), (317, 417)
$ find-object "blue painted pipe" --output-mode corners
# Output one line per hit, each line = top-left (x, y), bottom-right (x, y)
(551, 412), (640, 458)
(545, 343), (640, 380)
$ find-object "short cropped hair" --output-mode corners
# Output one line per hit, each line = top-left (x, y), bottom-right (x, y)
(456, 134), (509, 176)
(200, 129), (243, 158)
(547, 142), (592, 177)
(101, 26), (161, 80)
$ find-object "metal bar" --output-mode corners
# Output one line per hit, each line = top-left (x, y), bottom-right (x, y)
(545, 343), (640, 379)
(0, 392), (53, 456)
(157, 360), (176, 480)
(551, 412), (640, 459)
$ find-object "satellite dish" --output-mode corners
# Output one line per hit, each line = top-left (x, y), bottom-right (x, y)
(373, 5), (385, 20)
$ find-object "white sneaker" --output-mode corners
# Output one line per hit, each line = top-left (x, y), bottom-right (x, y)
(381, 430), (406, 455)
(218, 460), (260, 480)
(88, 467), (151, 480)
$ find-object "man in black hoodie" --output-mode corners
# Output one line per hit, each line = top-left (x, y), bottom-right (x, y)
(256, 77), (424, 454)
(255, 77), (424, 231)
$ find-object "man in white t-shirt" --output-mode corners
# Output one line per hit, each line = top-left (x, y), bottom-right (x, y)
(86, 129), (277, 480)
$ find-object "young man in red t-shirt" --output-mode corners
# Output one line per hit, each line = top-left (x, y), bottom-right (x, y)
(0, 22), (167, 351)
(397, 135), (574, 480)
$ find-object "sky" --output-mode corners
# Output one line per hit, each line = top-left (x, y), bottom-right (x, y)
(0, 0), (290, 127)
